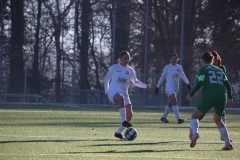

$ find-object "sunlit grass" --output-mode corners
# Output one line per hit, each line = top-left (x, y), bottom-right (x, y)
(0, 105), (239, 160)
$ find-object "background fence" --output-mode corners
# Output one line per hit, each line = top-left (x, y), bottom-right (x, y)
(1, 71), (239, 108)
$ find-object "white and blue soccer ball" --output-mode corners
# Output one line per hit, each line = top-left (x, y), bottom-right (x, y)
(124, 128), (137, 141)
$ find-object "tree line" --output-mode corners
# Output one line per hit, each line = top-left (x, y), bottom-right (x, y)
(1, 0), (239, 104)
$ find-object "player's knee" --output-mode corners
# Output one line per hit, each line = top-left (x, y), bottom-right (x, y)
(115, 94), (124, 102)
(172, 100), (178, 106)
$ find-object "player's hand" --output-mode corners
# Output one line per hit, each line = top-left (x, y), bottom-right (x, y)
(186, 94), (191, 100)
(228, 98), (233, 106)
(146, 84), (151, 90)
(155, 87), (159, 95)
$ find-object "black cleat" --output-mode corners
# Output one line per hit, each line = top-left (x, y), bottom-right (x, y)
(122, 121), (132, 128)
(161, 118), (169, 123)
(114, 132), (124, 140)
(178, 119), (184, 124)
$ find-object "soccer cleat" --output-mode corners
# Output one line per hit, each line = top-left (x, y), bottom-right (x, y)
(190, 133), (199, 148)
(189, 128), (193, 140)
(114, 132), (125, 140)
(178, 119), (184, 124)
(122, 121), (132, 128)
(160, 118), (169, 123)
(222, 144), (233, 150)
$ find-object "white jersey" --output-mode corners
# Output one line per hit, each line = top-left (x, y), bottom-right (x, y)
(104, 63), (147, 96)
(156, 64), (189, 91)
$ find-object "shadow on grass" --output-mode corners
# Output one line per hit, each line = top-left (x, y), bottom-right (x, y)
(79, 140), (224, 148)
(0, 139), (113, 144)
(64, 149), (193, 154)
(85, 141), (171, 147)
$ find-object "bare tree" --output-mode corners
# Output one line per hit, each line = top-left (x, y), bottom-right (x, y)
(9, 0), (25, 94)
(30, 0), (42, 94)
(44, 0), (74, 102)
(114, 0), (131, 62)
(78, 0), (91, 90)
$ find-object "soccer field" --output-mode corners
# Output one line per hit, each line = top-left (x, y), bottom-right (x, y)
(0, 104), (239, 160)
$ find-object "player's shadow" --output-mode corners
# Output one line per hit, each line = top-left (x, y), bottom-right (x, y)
(79, 140), (225, 149)
(79, 140), (185, 148)
(0, 122), (121, 128)
(0, 139), (113, 144)
(64, 149), (189, 154)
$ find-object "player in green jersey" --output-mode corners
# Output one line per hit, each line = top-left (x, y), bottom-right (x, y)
(186, 52), (233, 150)
(196, 51), (231, 141)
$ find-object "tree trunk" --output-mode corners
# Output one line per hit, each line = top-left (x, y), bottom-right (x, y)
(9, 0), (25, 94)
(54, 25), (62, 103)
(114, 0), (131, 61)
(31, 0), (42, 94)
(79, 0), (90, 90)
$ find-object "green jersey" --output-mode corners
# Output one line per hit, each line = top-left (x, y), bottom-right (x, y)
(218, 65), (226, 74)
(194, 65), (226, 86)
(190, 64), (232, 99)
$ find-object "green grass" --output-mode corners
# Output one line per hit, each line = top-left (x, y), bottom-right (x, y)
(0, 104), (239, 160)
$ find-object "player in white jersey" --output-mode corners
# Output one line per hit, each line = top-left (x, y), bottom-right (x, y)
(155, 54), (191, 124)
(104, 50), (151, 140)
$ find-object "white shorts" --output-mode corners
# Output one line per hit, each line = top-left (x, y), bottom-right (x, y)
(165, 88), (178, 97)
(108, 91), (131, 105)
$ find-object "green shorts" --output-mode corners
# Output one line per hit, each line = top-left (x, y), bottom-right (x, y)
(196, 95), (226, 116)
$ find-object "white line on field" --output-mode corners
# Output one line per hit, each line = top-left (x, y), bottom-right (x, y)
(0, 154), (234, 159)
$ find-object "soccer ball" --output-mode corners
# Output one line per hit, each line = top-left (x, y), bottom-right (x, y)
(124, 128), (137, 141)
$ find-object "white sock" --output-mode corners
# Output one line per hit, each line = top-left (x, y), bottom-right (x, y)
(161, 105), (171, 118)
(172, 105), (180, 120)
(222, 116), (226, 125)
(190, 119), (199, 135)
(116, 123), (125, 134)
(119, 108), (127, 122)
(219, 127), (230, 146)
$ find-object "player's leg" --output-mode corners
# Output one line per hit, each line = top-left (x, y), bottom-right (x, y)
(189, 108), (203, 148)
(115, 100), (133, 140)
(113, 93), (132, 127)
(125, 104), (133, 122)
(214, 106), (233, 150)
(220, 111), (232, 142)
(198, 113), (206, 120)
(221, 111), (226, 125)
(169, 92), (183, 124)
(195, 90), (206, 121)
(189, 98), (211, 148)
(112, 94), (131, 139)
(160, 98), (171, 123)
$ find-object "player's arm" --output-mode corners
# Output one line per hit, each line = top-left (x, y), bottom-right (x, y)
(223, 78), (233, 106)
(189, 80), (204, 97)
(155, 66), (167, 95)
(130, 69), (149, 89)
(224, 81), (232, 99)
(179, 66), (191, 91)
(186, 68), (204, 99)
(104, 66), (114, 95)
(194, 75), (202, 99)
(222, 73), (232, 99)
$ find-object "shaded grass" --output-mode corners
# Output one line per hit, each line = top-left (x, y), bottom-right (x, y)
(0, 104), (239, 160)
